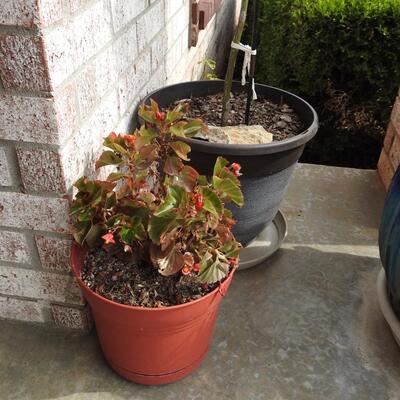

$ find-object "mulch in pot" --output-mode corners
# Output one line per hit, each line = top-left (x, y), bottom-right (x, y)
(170, 92), (304, 141)
(81, 248), (218, 308)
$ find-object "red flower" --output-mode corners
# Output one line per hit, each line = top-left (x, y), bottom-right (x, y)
(102, 232), (115, 245)
(182, 265), (191, 275)
(193, 263), (201, 272)
(124, 134), (136, 144)
(194, 193), (203, 203)
(109, 132), (118, 139)
(195, 202), (204, 211)
(194, 193), (204, 211)
(231, 163), (242, 177)
(155, 111), (166, 121)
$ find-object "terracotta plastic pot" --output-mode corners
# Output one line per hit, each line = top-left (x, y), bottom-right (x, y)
(71, 244), (234, 385)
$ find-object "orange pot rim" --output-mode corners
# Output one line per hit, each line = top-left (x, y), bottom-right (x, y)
(71, 243), (235, 313)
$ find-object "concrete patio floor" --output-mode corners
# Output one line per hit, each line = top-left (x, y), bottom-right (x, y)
(1, 163), (399, 400)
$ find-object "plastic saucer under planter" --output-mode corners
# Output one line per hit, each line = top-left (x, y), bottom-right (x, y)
(71, 244), (234, 385)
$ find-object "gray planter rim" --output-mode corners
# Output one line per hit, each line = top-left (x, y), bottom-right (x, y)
(141, 80), (319, 156)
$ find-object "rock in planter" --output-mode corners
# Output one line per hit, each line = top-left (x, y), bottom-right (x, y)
(204, 125), (273, 145)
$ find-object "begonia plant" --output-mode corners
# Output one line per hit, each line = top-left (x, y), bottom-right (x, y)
(70, 100), (244, 284)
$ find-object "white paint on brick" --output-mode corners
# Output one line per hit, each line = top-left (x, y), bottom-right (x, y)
(118, 50), (151, 113)
(72, 1), (113, 70)
(0, 95), (59, 144)
(165, 33), (186, 82)
(116, 101), (140, 133)
(61, 90), (120, 189)
(151, 29), (167, 73)
(0, 266), (83, 304)
(136, 0), (165, 52)
(75, 22), (137, 121)
(0, 148), (12, 186)
(43, 25), (76, 88)
(0, 231), (31, 264)
(110, 0), (147, 33)
(44, 1), (112, 89)
(166, 4), (187, 46)
(165, 0), (184, 21)
(0, 192), (70, 233)
(113, 23), (139, 78)
(0, 296), (46, 323)
(142, 63), (167, 97)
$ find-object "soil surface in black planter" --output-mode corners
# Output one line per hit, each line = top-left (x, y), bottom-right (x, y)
(171, 92), (304, 141)
(82, 248), (218, 307)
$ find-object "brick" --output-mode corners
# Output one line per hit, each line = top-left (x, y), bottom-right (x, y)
(51, 304), (92, 330)
(54, 82), (80, 144)
(39, 0), (64, 26)
(36, 235), (72, 272)
(136, 0), (164, 52)
(0, 147), (12, 186)
(389, 136), (400, 172)
(151, 30), (167, 73)
(110, 0), (147, 33)
(378, 149), (395, 190)
(76, 44), (120, 120)
(0, 94), (59, 144)
(17, 148), (66, 193)
(166, 4), (187, 45)
(72, 1), (113, 70)
(118, 51), (151, 113)
(143, 64), (167, 97)
(68, 0), (90, 14)
(116, 101), (140, 133)
(0, 265), (83, 304)
(0, 296), (46, 323)
(0, 231), (31, 264)
(76, 65), (97, 119)
(391, 97), (400, 135)
(44, 1), (113, 89)
(0, 192), (70, 233)
(61, 90), (120, 189)
(0, 35), (51, 91)
(165, 0), (184, 20)
(384, 123), (396, 153)
(0, 0), (62, 28)
(165, 34), (185, 81)
(113, 23), (139, 77)
(43, 25), (76, 88)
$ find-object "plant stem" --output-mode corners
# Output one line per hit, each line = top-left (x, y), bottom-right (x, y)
(221, 0), (250, 126)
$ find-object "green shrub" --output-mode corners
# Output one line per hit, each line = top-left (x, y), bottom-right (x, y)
(255, 0), (400, 167)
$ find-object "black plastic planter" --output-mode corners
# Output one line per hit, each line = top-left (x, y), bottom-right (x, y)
(135, 80), (318, 245)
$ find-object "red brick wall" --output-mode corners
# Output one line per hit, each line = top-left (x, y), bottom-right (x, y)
(378, 91), (400, 189)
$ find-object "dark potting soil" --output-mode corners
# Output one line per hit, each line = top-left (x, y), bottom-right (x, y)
(178, 92), (304, 141)
(82, 248), (218, 308)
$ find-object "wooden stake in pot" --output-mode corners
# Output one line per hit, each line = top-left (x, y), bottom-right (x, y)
(221, 0), (249, 126)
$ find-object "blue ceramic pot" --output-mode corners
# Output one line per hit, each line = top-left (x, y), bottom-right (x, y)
(379, 167), (400, 318)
